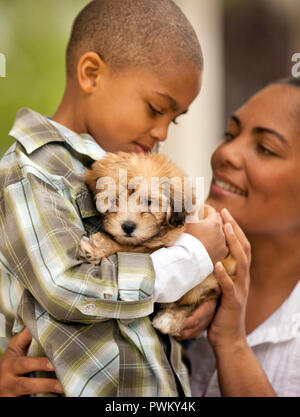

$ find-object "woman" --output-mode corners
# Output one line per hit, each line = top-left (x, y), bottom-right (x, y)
(188, 77), (300, 397)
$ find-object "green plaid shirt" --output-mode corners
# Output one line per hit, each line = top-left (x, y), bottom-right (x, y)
(0, 108), (191, 397)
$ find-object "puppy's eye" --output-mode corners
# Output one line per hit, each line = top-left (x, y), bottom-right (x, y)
(110, 196), (117, 205)
(140, 199), (152, 207)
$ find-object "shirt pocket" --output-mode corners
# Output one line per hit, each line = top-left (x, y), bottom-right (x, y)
(75, 185), (102, 235)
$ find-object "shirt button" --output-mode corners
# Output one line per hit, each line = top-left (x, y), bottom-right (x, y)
(84, 303), (96, 313)
(104, 290), (113, 300)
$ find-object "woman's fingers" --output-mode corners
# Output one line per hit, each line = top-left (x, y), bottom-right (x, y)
(221, 208), (251, 262)
(0, 355), (63, 397)
(12, 356), (55, 376)
(184, 299), (217, 329)
(14, 377), (64, 397)
(214, 261), (236, 300)
(3, 328), (55, 376)
(223, 222), (249, 280)
(177, 299), (217, 340)
(176, 299), (217, 340)
(0, 327), (64, 397)
(4, 327), (32, 357)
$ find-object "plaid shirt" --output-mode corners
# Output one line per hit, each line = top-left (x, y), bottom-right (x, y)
(0, 108), (191, 397)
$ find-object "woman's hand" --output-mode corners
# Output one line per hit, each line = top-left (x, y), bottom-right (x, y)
(207, 208), (251, 351)
(0, 327), (64, 397)
(205, 209), (276, 396)
(176, 298), (218, 341)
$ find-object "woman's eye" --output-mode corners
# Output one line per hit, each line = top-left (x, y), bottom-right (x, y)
(224, 131), (234, 141)
(257, 144), (276, 156)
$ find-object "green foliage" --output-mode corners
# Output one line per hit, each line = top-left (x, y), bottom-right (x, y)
(0, 0), (89, 156)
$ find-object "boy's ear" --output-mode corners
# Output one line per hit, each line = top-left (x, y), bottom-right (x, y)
(77, 52), (107, 93)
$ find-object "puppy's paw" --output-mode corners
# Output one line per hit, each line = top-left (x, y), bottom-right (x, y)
(78, 237), (103, 264)
(152, 310), (185, 336)
(89, 233), (121, 258)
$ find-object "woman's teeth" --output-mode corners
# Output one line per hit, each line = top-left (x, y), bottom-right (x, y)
(214, 179), (247, 196)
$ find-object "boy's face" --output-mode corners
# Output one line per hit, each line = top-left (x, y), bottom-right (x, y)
(84, 63), (201, 153)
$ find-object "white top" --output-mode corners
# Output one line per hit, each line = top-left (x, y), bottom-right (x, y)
(189, 279), (300, 397)
(48, 119), (214, 304)
(151, 233), (213, 302)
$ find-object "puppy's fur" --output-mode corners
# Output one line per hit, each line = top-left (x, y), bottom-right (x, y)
(78, 152), (235, 336)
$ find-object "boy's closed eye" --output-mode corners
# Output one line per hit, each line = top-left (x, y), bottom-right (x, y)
(148, 102), (164, 117)
(147, 102), (183, 125)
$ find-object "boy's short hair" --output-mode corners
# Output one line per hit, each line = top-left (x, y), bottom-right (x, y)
(272, 77), (300, 89)
(66, 0), (203, 77)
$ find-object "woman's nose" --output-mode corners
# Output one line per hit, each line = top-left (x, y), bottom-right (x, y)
(217, 138), (245, 169)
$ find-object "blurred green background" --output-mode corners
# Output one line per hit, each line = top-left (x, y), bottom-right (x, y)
(0, 0), (89, 156)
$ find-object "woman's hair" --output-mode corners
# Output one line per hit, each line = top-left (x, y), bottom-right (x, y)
(268, 77), (300, 123)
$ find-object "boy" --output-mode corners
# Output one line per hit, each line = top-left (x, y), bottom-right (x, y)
(0, 0), (227, 396)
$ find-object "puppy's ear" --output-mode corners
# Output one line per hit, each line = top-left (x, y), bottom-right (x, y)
(166, 197), (186, 228)
(166, 180), (197, 228)
(85, 153), (118, 195)
(85, 161), (103, 195)
(167, 209), (186, 228)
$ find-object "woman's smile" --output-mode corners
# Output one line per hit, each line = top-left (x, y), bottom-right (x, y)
(210, 175), (248, 198)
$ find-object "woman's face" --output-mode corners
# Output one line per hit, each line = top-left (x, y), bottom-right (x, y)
(207, 84), (300, 236)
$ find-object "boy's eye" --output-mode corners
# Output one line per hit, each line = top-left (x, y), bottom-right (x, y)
(148, 103), (163, 117)
(148, 103), (180, 125)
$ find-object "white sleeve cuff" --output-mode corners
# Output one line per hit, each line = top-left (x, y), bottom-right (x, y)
(150, 233), (214, 303)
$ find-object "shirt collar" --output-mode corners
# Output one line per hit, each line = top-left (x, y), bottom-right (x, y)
(247, 279), (300, 346)
(9, 107), (106, 161)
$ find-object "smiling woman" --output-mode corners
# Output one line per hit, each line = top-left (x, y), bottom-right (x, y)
(208, 80), (300, 236)
(189, 78), (300, 397)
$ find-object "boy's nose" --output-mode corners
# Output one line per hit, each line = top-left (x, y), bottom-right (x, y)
(150, 122), (169, 142)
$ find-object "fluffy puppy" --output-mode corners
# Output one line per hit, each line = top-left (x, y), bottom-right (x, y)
(78, 152), (235, 336)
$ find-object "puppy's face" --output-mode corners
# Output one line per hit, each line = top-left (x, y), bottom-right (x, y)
(85, 152), (193, 245)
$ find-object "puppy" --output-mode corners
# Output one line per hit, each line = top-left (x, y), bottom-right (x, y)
(78, 152), (235, 336)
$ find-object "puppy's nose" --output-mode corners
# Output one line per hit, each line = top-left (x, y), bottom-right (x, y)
(122, 221), (136, 235)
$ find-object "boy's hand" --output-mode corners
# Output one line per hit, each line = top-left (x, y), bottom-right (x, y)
(185, 204), (228, 264)
(0, 328), (64, 397)
(176, 299), (218, 340)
